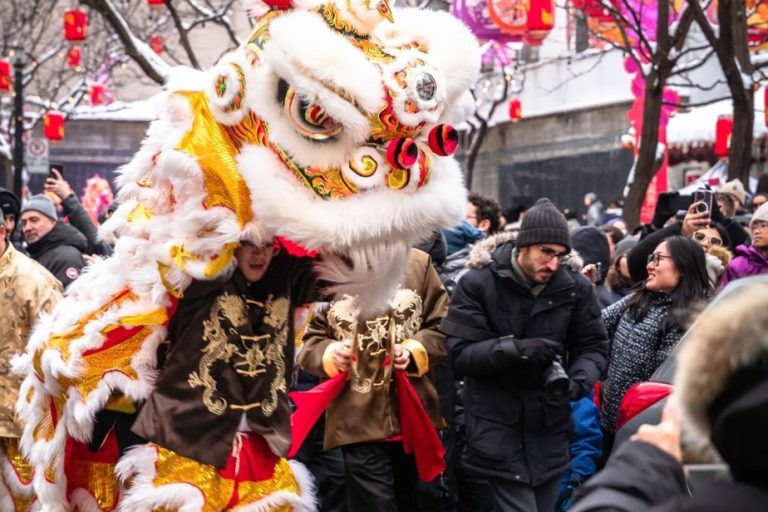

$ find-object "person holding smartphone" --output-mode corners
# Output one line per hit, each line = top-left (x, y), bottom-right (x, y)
(626, 190), (747, 284)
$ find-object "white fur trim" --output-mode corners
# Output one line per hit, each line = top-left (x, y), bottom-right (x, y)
(372, 9), (480, 108)
(238, 144), (466, 251)
(234, 460), (317, 512)
(69, 488), (115, 512)
(315, 242), (410, 318)
(0, 447), (35, 501)
(250, 12), (383, 170)
(116, 445), (317, 512)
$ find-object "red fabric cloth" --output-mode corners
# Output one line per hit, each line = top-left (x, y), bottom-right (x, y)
(394, 371), (446, 482)
(219, 433), (279, 482)
(287, 372), (348, 458)
(277, 237), (317, 258)
(287, 370), (445, 481)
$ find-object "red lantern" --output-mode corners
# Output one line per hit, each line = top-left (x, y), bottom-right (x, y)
(67, 47), (81, 68)
(523, 32), (545, 47)
(64, 9), (88, 42)
(509, 98), (522, 122)
(43, 111), (65, 141)
(90, 84), (105, 106)
(527, 0), (555, 43)
(147, 0), (165, 5)
(487, 0), (529, 36)
(573, 0), (615, 22)
(0, 59), (11, 93)
(150, 34), (164, 55)
(714, 116), (733, 158)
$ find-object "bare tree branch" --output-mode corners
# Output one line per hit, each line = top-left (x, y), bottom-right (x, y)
(81, 0), (171, 84)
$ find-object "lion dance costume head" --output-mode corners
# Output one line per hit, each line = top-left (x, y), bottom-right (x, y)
(11, 1), (478, 510)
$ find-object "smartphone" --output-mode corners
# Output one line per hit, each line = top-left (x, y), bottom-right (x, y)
(693, 189), (714, 217)
(49, 163), (64, 178)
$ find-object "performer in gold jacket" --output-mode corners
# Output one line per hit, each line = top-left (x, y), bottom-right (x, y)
(0, 214), (62, 511)
(299, 248), (449, 512)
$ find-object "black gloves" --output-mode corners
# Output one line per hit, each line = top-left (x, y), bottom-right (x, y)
(500, 336), (560, 367)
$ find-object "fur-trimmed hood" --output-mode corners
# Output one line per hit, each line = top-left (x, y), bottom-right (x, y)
(466, 231), (584, 273)
(675, 280), (768, 466)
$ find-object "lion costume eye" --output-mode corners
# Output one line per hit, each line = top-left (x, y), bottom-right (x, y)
(280, 81), (343, 141)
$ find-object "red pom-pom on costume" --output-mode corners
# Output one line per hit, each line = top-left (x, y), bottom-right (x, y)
(386, 137), (418, 169)
(427, 124), (458, 156)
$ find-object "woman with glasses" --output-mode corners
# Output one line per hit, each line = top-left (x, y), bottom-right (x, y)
(599, 236), (711, 445)
(691, 222), (733, 288)
(626, 199), (746, 285)
(721, 202), (768, 288)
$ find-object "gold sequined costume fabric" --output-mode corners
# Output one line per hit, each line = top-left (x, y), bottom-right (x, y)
(119, 436), (305, 512)
(0, 438), (36, 512)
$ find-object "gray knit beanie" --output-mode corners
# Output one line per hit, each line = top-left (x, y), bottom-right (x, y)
(21, 194), (57, 221)
(751, 202), (768, 229)
(516, 198), (571, 251)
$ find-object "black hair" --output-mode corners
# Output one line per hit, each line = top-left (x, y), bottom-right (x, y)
(602, 225), (625, 246)
(468, 192), (501, 234)
(626, 235), (712, 334)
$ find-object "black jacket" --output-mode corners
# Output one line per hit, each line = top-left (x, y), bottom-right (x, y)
(26, 222), (87, 288)
(440, 241), (608, 485)
(571, 441), (768, 512)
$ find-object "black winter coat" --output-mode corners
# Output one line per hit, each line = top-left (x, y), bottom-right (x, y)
(571, 441), (768, 512)
(441, 241), (608, 485)
(26, 222), (87, 288)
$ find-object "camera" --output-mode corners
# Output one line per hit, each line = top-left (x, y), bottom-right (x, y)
(543, 357), (569, 395)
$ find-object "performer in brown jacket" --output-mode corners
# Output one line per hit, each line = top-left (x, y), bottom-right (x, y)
(299, 248), (449, 512)
(121, 239), (320, 511)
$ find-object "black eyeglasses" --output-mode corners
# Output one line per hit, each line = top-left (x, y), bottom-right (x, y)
(647, 253), (673, 266)
(538, 246), (568, 262)
(693, 231), (723, 247)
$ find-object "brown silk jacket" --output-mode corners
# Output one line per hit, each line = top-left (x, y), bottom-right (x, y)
(298, 249), (449, 450)
(132, 251), (317, 467)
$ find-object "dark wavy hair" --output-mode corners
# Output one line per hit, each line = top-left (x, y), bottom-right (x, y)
(468, 192), (501, 234)
(626, 235), (712, 333)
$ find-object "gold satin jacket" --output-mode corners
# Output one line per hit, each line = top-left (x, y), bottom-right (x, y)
(0, 244), (62, 438)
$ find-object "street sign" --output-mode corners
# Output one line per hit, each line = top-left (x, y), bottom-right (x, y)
(26, 137), (49, 175)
